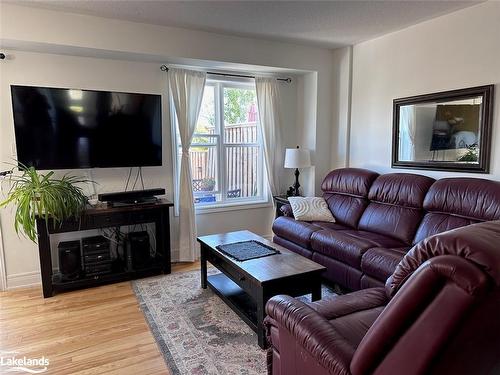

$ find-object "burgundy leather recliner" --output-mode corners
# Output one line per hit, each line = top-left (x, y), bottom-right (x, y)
(273, 168), (500, 291)
(265, 220), (500, 375)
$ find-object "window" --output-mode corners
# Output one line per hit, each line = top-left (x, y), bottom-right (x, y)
(172, 78), (266, 209)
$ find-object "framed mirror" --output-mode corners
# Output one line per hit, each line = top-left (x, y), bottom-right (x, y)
(392, 85), (494, 173)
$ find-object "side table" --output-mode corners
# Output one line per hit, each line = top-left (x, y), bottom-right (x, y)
(273, 195), (291, 218)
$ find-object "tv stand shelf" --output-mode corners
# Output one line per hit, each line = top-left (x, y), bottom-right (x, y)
(36, 199), (173, 298)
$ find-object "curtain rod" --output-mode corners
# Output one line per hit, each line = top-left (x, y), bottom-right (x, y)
(160, 65), (291, 83)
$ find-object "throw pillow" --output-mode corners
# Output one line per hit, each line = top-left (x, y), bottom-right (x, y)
(287, 197), (335, 222)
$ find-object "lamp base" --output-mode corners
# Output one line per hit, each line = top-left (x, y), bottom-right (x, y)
(293, 168), (300, 196)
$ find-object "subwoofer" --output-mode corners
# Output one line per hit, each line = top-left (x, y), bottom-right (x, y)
(58, 240), (81, 280)
(127, 231), (151, 270)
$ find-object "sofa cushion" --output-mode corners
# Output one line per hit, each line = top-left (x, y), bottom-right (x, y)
(388, 220), (500, 297)
(311, 230), (405, 268)
(273, 236), (313, 259)
(321, 168), (379, 196)
(313, 253), (364, 291)
(367, 173), (434, 208)
(323, 194), (369, 229)
(358, 204), (423, 245)
(358, 173), (435, 244)
(361, 247), (409, 282)
(310, 221), (350, 231)
(413, 213), (477, 245)
(307, 288), (388, 347)
(423, 177), (500, 221)
(360, 275), (385, 289)
(272, 216), (321, 249)
(329, 306), (386, 350)
(308, 287), (388, 320)
(413, 177), (500, 244)
(321, 168), (379, 228)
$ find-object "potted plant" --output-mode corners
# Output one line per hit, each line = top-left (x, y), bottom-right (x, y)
(458, 143), (479, 162)
(200, 177), (216, 191)
(0, 164), (90, 243)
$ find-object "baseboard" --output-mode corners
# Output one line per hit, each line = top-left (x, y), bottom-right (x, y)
(7, 271), (41, 289)
(170, 247), (180, 263)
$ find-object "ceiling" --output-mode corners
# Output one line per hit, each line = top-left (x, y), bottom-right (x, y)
(12, 0), (481, 48)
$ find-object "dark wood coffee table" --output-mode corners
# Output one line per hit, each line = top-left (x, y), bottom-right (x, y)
(197, 230), (326, 348)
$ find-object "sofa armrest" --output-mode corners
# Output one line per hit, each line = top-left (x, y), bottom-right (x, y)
(280, 203), (293, 217)
(266, 295), (353, 375)
(351, 255), (490, 375)
(309, 287), (388, 320)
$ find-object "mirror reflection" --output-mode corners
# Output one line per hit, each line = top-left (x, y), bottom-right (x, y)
(398, 97), (483, 164)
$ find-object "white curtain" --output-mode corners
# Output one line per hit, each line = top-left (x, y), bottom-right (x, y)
(255, 77), (283, 195)
(168, 68), (206, 261)
(399, 105), (417, 161)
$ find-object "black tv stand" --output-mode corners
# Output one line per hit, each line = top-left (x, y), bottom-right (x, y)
(36, 199), (173, 298)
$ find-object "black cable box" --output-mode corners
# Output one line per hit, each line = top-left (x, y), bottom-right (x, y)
(98, 188), (165, 206)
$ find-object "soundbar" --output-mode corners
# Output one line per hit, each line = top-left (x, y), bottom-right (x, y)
(98, 188), (165, 206)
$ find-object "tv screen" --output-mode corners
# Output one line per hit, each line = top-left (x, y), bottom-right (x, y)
(11, 85), (162, 170)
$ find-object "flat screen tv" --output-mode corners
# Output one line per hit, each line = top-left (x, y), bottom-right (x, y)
(11, 85), (162, 170)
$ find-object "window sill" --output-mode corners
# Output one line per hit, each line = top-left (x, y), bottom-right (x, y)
(195, 199), (272, 215)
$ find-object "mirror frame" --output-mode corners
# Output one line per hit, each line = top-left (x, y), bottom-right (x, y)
(392, 85), (494, 173)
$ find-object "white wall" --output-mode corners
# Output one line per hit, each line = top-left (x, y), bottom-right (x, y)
(0, 4), (337, 288)
(295, 73), (317, 196)
(350, 2), (500, 180)
(331, 47), (352, 168)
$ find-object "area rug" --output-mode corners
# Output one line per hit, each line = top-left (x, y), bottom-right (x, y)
(132, 269), (337, 375)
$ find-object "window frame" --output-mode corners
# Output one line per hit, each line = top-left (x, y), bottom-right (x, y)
(170, 76), (269, 214)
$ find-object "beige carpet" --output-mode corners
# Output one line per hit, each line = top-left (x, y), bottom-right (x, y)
(133, 268), (335, 375)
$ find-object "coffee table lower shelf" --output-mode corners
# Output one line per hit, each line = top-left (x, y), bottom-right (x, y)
(207, 273), (258, 333)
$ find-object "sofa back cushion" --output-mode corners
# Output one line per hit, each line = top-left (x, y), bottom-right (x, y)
(388, 220), (500, 297)
(413, 178), (500, 244)
(358, 173), (435, 244)
(321, 168), (379, 228)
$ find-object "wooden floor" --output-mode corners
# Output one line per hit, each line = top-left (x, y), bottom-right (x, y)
(0, 262), (200, 375)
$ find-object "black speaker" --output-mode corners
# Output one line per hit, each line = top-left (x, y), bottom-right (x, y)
(127, 231), (151, 270)
(58, 240), (81, 280)
(98, 188), (165, 206)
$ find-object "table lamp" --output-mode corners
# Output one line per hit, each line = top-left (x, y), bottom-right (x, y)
(284, 146), (311, 196)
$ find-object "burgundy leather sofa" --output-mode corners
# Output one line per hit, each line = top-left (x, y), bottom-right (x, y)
(273, 168), (500, 290)
(265, 220), (500, 374)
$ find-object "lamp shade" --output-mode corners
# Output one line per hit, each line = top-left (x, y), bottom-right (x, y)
(284, 148), (311, 169)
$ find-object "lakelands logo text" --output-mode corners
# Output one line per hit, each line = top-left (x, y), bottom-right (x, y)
(0, 351), (49, 374)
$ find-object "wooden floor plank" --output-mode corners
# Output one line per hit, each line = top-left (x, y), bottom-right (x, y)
(0, 262), (200, 374)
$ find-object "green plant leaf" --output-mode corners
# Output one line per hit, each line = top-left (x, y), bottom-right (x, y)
(0, 163), (91, 243)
